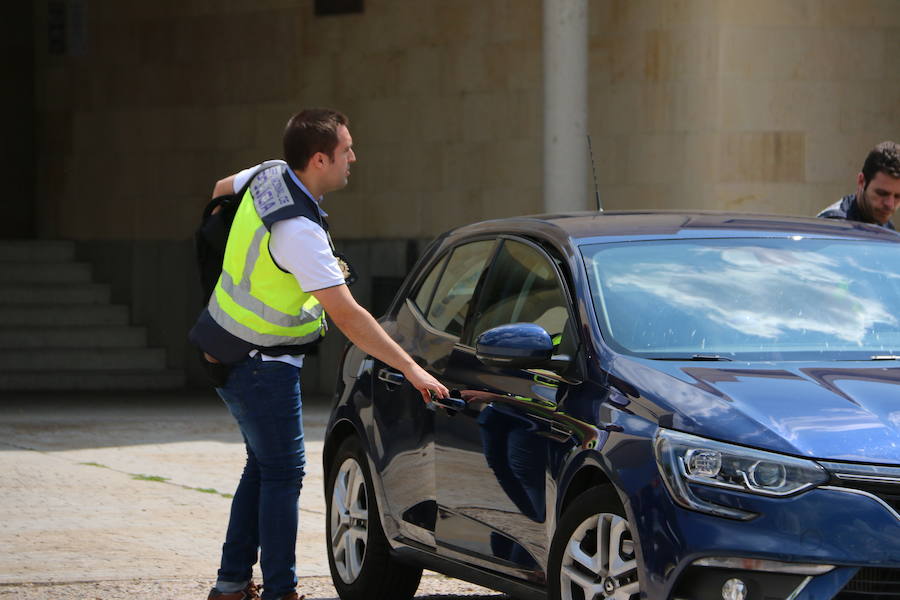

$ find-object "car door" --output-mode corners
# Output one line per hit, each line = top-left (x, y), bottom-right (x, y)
(433, 237), (582, 582)
(369, 239), (496, 549)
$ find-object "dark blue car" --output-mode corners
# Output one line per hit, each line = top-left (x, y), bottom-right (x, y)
(323, 212), (900, 600)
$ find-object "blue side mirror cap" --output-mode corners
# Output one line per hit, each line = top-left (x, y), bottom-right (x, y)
(475, 323), (554, 369)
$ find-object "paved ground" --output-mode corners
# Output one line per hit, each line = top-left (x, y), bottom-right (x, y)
(0, 392), (505, 600)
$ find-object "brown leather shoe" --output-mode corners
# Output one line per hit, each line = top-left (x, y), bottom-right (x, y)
(206, 580), (261, 600)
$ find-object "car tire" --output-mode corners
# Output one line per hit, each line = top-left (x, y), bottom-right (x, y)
(325, 435), (422, 600)
(547, 486), (640, 600)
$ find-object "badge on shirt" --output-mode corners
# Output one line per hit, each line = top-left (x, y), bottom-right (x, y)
(335, 252), (357, 286)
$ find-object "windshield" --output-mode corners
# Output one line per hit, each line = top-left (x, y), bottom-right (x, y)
(583, 237), (900, 361)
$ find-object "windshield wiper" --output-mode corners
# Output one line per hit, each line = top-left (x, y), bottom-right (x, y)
(652, 354), (733, 361)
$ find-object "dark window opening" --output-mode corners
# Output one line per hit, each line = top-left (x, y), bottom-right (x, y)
(315, 0), (364, 16)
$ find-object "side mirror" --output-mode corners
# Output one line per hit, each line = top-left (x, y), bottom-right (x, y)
(475, 323), (554, 369)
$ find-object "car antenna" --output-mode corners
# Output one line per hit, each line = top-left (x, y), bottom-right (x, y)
(587, 135), (603, 213)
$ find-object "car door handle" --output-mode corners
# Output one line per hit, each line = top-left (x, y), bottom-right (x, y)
(377, 368), (405, 386)
(531, 414), (573, 442)
(431, 395), (466, 411)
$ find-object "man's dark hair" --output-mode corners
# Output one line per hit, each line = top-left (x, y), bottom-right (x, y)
(283, 108), (349, 171)
(861, 141), (900, 184)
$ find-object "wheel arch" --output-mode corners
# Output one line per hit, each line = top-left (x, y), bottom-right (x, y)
(556, 452), (616, 518)
(323, 417), (363, 479)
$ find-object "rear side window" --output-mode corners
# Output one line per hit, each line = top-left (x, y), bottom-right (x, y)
(413, 255), (446, 314)
(422, 240), (495, 337)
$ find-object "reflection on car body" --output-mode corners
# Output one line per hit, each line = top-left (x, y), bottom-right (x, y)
(323, 211), (900, 600)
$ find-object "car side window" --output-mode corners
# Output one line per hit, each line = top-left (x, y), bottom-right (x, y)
(412, 254), (446, 315)
(470, 240), (574, 355)
(423, 240), (495, 337)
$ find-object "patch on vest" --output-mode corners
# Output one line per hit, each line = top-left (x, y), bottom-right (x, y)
(251, 167), (295, 218)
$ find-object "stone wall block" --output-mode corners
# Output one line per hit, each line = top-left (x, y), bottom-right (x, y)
(640, 82), (717, 132)
(440, 44), (490, 93)
(361, 191), (421, 238)
(93, 20), (141, 67)
(805, 131), (876, 185)
(442, 142), (487, 192)
(721, 27), (812, 81)
(624, 133), (689, 185)
(210, 106), (256, 151)
(432, 0), (492, 45)
(399, 47), (443, 97)
(420, 189), (482, 235)
(589, 34), (613, 85)
(598, 83), (640, 133)
(719, 81), (842, 133)
(659, 0), (724, 27)
(839, 82), (900, 134)
(720, 0), (818, 27)
(239, 10), (302, 62)
(489, 42), (541, 91)
(131, 108), (176, 151)
(607, 0), (664, 30)
(323, 190), (365, 239)
(170, 108), (216, 151)
(496, 0), (541, 43)
(811, 30), (884, 82)
(715, 182), (812, 216)
(481, 139), (541, 189)
(137, 19), (177, 66)
(38, 109), (74, 157)
(298, 54), (337, 100)
(301, 10), (345, 57)
(480, 186), (541, 221)
(610, 33), (643, 83)
(719, 131), (806, 183)
(354, 96), (416, 143)
(418, 95), (464, 143)
(820, 0), (900, 27)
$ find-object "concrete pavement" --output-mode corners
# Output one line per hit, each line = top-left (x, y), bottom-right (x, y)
(0, 392), (502, 599)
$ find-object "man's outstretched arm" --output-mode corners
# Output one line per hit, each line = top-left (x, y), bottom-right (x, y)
(311, 284), (449, 403)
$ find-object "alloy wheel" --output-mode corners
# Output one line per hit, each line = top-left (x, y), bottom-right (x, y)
(560, 512), (639, 600)
(330, 456), (369, 584)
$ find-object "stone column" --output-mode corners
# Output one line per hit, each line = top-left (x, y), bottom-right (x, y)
(543, 0), (590, 213)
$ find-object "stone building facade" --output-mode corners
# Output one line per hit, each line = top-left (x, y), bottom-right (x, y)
(8, 0), (899, 392)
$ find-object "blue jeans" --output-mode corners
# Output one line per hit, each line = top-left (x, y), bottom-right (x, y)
(215, 355), (305, 600)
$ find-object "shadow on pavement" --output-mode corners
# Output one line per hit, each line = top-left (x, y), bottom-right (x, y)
(0, 390), (335, 451)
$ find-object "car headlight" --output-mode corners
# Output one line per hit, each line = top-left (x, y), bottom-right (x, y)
(654, 429), (828, 520)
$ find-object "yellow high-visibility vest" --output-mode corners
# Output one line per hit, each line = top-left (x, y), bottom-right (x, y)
(207, 170), (326, 349)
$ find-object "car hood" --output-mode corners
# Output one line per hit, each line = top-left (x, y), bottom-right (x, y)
(610, 357), (900, 464)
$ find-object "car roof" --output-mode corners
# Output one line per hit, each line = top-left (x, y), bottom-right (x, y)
(449, 210), (900, 245)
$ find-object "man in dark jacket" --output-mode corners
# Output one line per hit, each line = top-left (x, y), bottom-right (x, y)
(818, 141), (900, 230)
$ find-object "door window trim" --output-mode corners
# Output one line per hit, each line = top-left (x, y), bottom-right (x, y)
(461, 235), (580, 350)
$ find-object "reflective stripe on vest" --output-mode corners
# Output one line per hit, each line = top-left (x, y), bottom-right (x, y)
(207, 173), (326, 348)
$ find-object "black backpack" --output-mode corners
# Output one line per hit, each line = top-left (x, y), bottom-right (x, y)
(194, 194), (239, 303)
(194, 162), (283, 303)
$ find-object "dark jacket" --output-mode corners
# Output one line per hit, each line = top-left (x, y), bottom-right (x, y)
(817, 194), (896, 230)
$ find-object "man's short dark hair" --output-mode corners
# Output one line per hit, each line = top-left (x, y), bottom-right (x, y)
(862, 141), (900, 184)
(283, 108), (349, 171)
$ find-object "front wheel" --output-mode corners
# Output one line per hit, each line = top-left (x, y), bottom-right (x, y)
(547, 487), (640, 600)
(325, 436), (422, 600)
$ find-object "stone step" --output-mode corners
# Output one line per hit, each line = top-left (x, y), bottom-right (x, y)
(0, 305), (129, 326)
(0, 262), (92, 283)
(0, 369), (186, 391)
(0, 240), (75, 262)
(0, 326), (147, 348)
(0, 348), (167, 371)
(0, 283), (112, 304)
